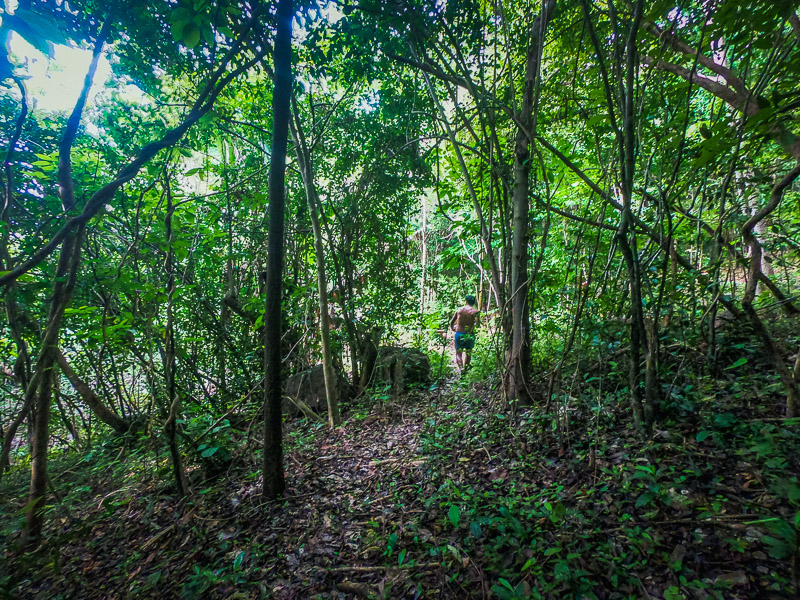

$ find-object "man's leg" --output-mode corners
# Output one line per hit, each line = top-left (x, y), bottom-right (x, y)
(463, 335), (474, 369)
(455, 350), (463, 369)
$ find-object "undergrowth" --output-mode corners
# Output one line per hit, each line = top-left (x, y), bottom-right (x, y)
(1, 360), (798, 599)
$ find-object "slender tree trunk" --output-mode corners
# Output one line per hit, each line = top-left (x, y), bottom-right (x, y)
(741, 164), (800, 417)
(55, 350), (130, 434)
(24, 226), (85, 545)
(263, 0), (293, 499)
(289, 100), (340, 427)
(507, 0), (555, 403)
(1, 79), (32, 474)
(420, 195), (428, 329)
(618, 0), (651, 430)
(412, 42), (505, 313)
(318, 209), (361, 384)
(220, 147), (235, 396)
(163, 175), (189, 496)
(509, 148), (531, 402)
(54, 380), (80, 448)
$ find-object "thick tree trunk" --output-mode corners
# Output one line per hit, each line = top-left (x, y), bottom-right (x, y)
(263, 0), (293, 499)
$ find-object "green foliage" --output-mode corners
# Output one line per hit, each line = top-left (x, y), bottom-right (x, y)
(2, 0), (800, 596)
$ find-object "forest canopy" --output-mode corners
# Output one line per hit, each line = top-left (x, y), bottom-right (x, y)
(2, 0), (800, 598)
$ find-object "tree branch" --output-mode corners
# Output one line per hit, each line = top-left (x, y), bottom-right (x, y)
(642, 21), (745, 93)
(56, 349), (131, 434)
(0, 39), (266, 288)
(789, 12), (800, 43)
(2, 77), (28, 223)
(642, 55), (744, 108)
(58, 19), (111, 212)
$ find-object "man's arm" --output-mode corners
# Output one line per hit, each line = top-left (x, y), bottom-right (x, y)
(450, 310), (458, 331)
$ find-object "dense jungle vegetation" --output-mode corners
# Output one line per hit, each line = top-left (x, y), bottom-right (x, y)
(2, 0), (800, 598)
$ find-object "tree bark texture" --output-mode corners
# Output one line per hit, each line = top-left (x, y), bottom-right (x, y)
(263, 0), (293, 499)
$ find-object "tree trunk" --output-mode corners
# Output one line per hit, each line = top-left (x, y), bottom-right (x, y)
(163, 174), (189, 497)
(419, 194), (428, 330)
(507, 0), (555, 403)
(263, 0), (293, 499)
(55, 350), (130, 434)
(741, 164), (800, 417)
(24, 225), (85, 546)
(289, 99), (340, 427)
(617, 0), (652, 430)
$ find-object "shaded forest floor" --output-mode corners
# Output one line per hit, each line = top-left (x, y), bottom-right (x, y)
(2, 369), (800, 599)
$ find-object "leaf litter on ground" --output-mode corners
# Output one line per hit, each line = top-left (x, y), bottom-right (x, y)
(1, 376), (798, 599)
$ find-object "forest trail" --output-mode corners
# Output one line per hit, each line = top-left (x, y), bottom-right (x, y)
(13, 378), (503, 599)
(7, 372), (795, 599)
(5, 1), (800, 598)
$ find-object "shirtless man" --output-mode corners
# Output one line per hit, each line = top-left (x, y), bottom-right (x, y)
(449, 295), (480, 372)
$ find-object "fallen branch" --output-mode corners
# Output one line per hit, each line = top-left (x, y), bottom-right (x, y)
(328, 562), (441, 573)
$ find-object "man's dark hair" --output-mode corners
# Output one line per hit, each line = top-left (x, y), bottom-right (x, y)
(465, 295), (476, 306)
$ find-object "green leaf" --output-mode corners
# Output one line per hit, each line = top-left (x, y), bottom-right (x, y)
(664, 586), (686, 600)
(635, 490), (656, 508)
(448, 504), (460, 528)
(233, 550), (245, 571)
(201, 446), (219, 458)
(182, 23), (201, 48)
(5, 14), (54, 57)
(0, 50), (13, 80)
(788, 484), (800, 503)
(695, 430), (712, 443)
(397, 548), (406, 565)
(5, 10), (67, 57)
(726, 357), (747, 369)
(170, 7), (193, 25)
(469, 521), (481, 538)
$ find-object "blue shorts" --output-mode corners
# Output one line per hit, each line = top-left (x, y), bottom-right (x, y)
(454, 332), (475, 351)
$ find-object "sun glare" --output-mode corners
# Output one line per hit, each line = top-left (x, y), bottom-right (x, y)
(7, 32), (143, 114)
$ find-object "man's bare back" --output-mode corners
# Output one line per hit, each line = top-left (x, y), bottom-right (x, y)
(451, 305), (480, 333)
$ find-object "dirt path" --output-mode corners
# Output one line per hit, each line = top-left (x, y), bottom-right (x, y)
(8, 375), (789, 599)
(12, 383), (468, 599)
(259, 386), (453, 599)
